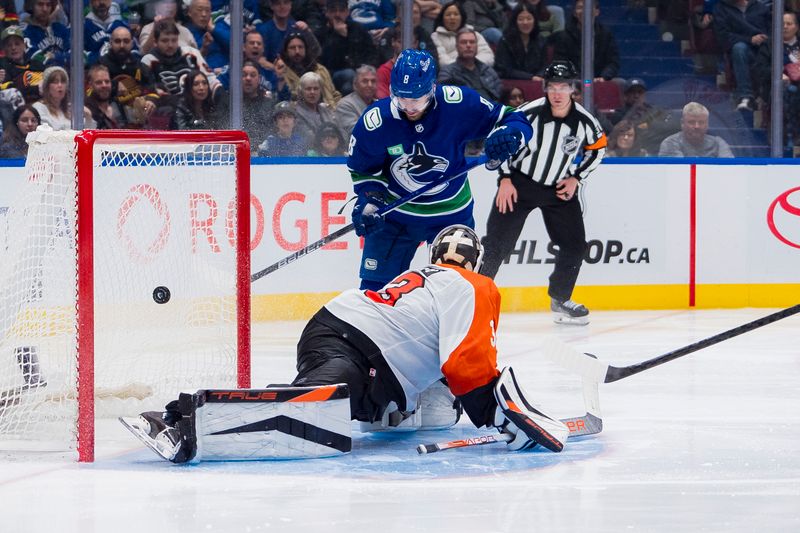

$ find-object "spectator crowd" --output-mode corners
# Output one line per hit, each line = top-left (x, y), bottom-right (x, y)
(0, 0), (796, 158)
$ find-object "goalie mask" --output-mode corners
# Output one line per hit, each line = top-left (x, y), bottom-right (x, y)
(429, 225), (483, 272)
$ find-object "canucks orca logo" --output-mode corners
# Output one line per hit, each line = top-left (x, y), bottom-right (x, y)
(390, 142), (451, 194)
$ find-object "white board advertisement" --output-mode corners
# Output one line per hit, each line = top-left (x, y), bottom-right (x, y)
(696, 165), (800, 283)
(0, 161), (797, 314)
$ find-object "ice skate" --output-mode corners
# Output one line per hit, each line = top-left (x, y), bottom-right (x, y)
(551, 298), (589, 325)
(119, 411), (182, 461)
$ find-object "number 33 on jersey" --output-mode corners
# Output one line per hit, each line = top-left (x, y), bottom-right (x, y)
(324, 264), (502, 408)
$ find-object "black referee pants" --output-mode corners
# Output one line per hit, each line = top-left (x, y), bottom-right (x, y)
(479, 172), (587, 302)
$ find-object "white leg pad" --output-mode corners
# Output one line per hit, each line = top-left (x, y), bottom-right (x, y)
(419, 380), (461, 430)
(194, 385), (352, 461)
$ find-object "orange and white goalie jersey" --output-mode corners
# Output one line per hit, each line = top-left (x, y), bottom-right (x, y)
(324, 264), (501, 409)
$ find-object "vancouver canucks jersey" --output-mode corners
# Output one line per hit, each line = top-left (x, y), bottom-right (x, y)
(347, 85), (531, 227)
(23, 22), (70, 67)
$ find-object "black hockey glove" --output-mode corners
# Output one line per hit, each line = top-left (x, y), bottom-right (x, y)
(352, 190), (386, 237)
(485, 126), (523, 163)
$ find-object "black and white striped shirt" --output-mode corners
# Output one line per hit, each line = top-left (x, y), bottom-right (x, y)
(501, 98), (607, 186)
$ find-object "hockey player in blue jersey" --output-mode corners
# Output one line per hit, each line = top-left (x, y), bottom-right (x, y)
(347, 48), (533, 290)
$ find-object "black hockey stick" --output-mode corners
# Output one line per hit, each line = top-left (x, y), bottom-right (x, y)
(544, 304), (800, 384)
(251, 156), (494, 282)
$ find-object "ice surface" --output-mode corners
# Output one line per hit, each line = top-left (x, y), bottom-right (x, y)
(1, 309), (798, 532)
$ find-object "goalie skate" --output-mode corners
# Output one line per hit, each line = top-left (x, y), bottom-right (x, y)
(119, 412), (182, 462)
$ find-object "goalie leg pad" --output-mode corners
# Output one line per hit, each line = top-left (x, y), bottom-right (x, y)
(419, 379), (462, 430)
(494, 367), (569, 452)
(195, 384), (352, 461)
(120, 384), (352, 462)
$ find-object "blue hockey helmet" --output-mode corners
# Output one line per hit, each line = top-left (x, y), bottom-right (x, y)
(390, 49), (436, 100)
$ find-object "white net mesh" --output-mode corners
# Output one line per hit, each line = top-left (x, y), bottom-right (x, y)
(0, 130), (246, 456)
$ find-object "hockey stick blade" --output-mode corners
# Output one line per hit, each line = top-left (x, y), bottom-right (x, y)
(542, 337), (609, 384)
(543, 304), (800, 383)
(416, 412), (602, 455)
(561, 413), (602, 437)
(251, 156), (488, 283)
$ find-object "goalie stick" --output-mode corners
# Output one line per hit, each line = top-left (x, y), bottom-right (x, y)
(416, 413), (603, 454)
(417, 366), (603, 454)
(543, 304), (800, 384)
(251, 156), (497, 282)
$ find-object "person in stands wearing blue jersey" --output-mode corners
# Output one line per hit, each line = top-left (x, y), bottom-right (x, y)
(84, 0), (128, 66)
(22, 0), (70, 67)
(347, 48), (533, 290)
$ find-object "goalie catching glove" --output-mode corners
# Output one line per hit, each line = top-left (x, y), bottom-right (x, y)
(493, 366), (569, 452)
(484, 126), (523, 164)
(352, 190), (387, 236)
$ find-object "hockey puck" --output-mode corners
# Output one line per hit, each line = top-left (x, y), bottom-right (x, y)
(153, 286), (171, 304)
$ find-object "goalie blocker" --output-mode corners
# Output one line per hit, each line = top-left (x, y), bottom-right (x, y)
(493, 367), (569, 452)
(120, 384), (352, 463)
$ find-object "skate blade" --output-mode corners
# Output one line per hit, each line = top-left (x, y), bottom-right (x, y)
(119, 416), (179, 462)
(552, 314), (589, 326)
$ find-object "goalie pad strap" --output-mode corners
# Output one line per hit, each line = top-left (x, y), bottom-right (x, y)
(207, 414), (351, 453)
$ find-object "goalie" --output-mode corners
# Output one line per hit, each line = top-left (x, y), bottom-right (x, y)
(121, 225), (569, 462)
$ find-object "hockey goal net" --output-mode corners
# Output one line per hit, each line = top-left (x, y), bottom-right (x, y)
(0, 129), (251, 461)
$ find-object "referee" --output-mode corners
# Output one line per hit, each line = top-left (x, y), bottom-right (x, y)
(479, 60), (607, 325)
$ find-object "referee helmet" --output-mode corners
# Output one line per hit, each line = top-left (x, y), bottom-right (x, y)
(543, 60), (579, 85)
